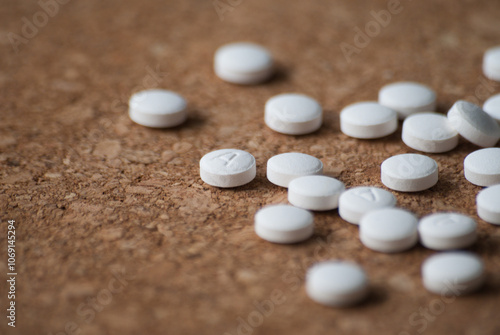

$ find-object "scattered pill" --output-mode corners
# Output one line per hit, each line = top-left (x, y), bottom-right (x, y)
(128, 89), (187, 128)
(254, 205), (314, 244)
(476, 184), (500, 225)
(418, 213), (477, 250)
(265, 93), (322, 135)
(483, 46), (500, 82)
(200, 149), (256, 188)
(267, 153), (323, 188)
(463, 148), (500, 186)
(214, 42), (274, 85)
(340, 102), (398, 139)
(447, 100), (500, 147)
(483, 93), (500, 124)
(306, 261), (369, 307)
(422, 252), (484, 295)
(378, 82), (436, 119)
(360, 208), (418, 253)
(402, 112), (459, 153)
(381, 154), (438, 192)
(338, 187), (397, 225)
(288, 175), (345, 211)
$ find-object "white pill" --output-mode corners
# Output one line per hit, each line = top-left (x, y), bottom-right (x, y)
(265, 93), (322, 135)
(306, 261), (369, 307)
(214, 42), (274, 85)
(340, 102), (398, 139)
(402, 112), (459, 153)
(267, 153), (323, 188)
(422, 252), (484, 295)
(476, 184), (500, 225)
(483, 93), (500, 124)
(463, 148), (500, 186)
(378, 82), (437, 119)
(418, 213), (477, 250)
(447, 100), (500, 147)
(288, 176), (345, 211)
(128, 89), (187, 128)
(483, 46), (500, 82)
(381, 154), (438, 192)
(254, 205), (314, 244)
(338, 187), (397, 225)
(360, 208), (418, 253)
(200, 149), (256, 188)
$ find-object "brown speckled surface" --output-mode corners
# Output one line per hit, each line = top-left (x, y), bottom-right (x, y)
(1, 0), (500, 334)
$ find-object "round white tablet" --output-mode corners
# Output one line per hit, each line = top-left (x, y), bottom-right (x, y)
(447, 100), (500, 148)
(381, 154), (438, 192)
(288, 176), (345, 211)
(128, 89), (188, 128)
(483, 93), (500, 124)
(360, 208), (418, 253)
(402, 112), (459, 153)
(200, 149), (256, 188)
(378, 82), (436, 119)
(338, 187), (397, 225)
(418, 213), (477, 250)
(340, 102), (398, 139)
(214, 42), (274, 85)
(463, 148), (500, 186)
(476, 184), (500, 225)
(422, 252), (484, 295)
(306, 261), (369, 307)
(267, 153), (323, 188)
(254, 205), (314, 244)
(265, 93), (322, 135)
(483, 46), (500, 82)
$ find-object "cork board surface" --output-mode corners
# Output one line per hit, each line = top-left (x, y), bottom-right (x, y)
(1, 0), (500, 334)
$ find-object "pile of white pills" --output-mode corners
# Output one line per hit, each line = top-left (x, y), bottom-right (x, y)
(125, 41), (500, 309)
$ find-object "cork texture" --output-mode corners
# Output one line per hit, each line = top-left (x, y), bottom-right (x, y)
(1, 0), (500, 334)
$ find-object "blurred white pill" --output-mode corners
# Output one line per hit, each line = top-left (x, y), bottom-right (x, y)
(267, 153), (323, 188)
(265, 93), (322, 135)
(360, 208), (418, 253)
(402, 112), (459, 153)
(483, 46), (500, 82)
(254, 205), (314, 244)
(483, 93), (500, 124)
(378, 82), (436, 119)
(200, 149), (256, 188)
(338, 186), (397, 225)
(381, 154), (438, 192)
(447, 100), (500, 147)
(476, 184), (500, 225)
(288, 175), (345, 211)
(129, 89), (187, 128)
(418, 213), (477, 250)
(214, 42), (274, 85)
(306, 261), (369, 307)
(340, 102), (398, 139)
(463, 148), (500, 186)
(422, 252), (484, 295)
